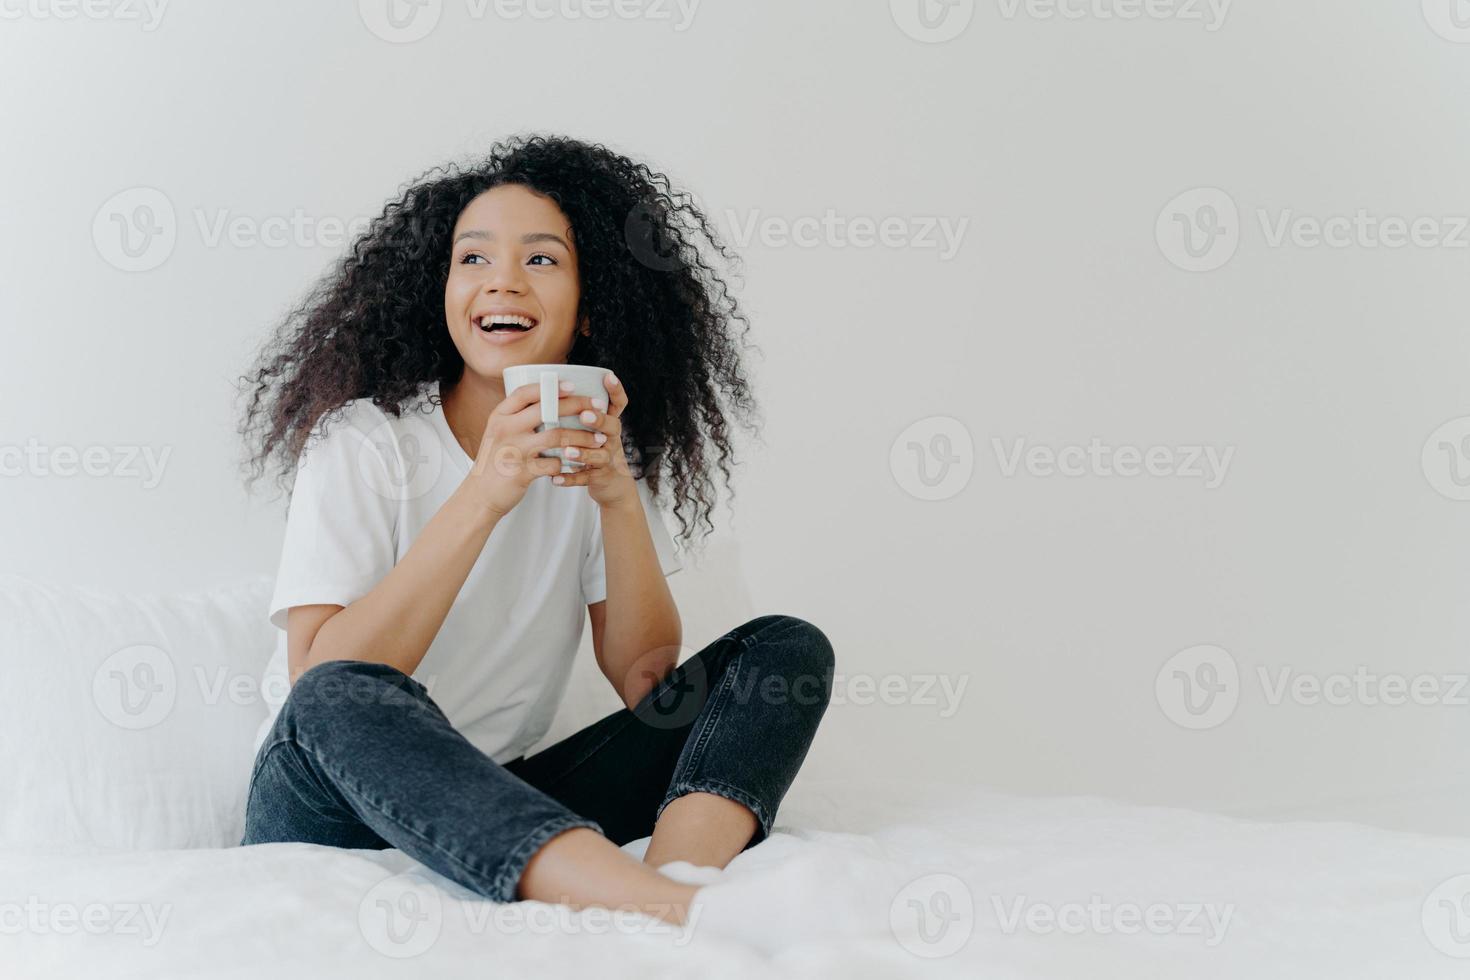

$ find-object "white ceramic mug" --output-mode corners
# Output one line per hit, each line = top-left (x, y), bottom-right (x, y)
(501, 363), (613, 473)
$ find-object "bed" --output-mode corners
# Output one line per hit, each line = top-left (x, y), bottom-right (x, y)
(3, 575), (1463, 977)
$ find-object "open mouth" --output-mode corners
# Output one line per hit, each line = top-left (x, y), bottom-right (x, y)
(476, 313), (538, 334)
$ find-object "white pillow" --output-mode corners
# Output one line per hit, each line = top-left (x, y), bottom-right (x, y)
(0, 573), (276, 851)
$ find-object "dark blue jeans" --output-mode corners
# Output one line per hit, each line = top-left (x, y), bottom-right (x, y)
(239, 614), (834, 902)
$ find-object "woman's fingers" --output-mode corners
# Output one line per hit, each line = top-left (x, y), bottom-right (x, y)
(536, 427), (607, 452)
(576, 405), (622, 443)
(500, 381), (550, 417)
(603, 372), (628, 418)
(561, 446), (615, 465)
(506, 393), (604, 432)
(504, 377), (625, 428)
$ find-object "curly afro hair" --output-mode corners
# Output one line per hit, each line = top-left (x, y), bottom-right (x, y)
(235, 133), (762, 547)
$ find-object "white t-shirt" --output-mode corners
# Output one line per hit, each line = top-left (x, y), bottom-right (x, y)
(253, 379), (682, 763)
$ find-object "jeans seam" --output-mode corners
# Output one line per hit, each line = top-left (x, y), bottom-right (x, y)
(242, 736), (297, 825)
(677, 650), (740, 778)
(737, 615), (808, 652)
(264, 739), (367, 825)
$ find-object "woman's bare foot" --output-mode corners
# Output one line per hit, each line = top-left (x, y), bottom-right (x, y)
(517, 827), (698, 924)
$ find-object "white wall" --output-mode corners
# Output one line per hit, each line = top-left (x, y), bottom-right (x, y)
(2, 0), (1468, 835)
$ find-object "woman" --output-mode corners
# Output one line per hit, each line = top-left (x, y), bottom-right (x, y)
(234, 134), (834, 928)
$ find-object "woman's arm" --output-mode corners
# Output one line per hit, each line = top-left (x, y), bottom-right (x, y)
(590, 494), (683, 709)
(286, 480), (505, 684)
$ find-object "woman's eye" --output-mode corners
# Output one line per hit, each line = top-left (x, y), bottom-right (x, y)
(457, 252), (555, 266)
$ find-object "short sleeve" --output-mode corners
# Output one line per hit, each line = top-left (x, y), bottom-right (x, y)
(581, 476), (682, 605)
(267, 409), (399, 631)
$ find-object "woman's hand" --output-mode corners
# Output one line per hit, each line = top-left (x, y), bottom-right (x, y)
(463, 381), (614, 517)
(551, 372), (637, 509)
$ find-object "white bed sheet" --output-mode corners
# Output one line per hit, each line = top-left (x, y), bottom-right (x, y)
(5, 777), (1466, 978)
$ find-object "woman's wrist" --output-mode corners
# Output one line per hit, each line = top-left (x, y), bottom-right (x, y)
(453, 476), (511, 526)
(596, 483), (640, 513)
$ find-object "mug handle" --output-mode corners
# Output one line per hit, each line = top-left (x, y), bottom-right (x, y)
(538, 371), (560, 430)
(538, 370), (575, 474)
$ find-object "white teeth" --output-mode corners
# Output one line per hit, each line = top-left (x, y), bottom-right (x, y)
(479, 314), (535, 329)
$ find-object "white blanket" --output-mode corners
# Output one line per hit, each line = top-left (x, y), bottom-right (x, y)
(5, 778), (1466, 978)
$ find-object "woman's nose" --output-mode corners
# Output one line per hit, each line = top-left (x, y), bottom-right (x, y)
(483, 260), (527, 293)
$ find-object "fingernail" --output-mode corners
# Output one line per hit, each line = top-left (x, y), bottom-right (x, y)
(553, 476), (565, 485)
(581, 410), (597, 423)
(565, 447), (581, 458)
(592, 398), (607, 411)
(607, 373), (620, 386)
(559, 381), (574, 392)
(594, 432), (607, 445)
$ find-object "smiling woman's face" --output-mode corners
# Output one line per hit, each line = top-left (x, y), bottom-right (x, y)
(444, 185), (582, 386)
